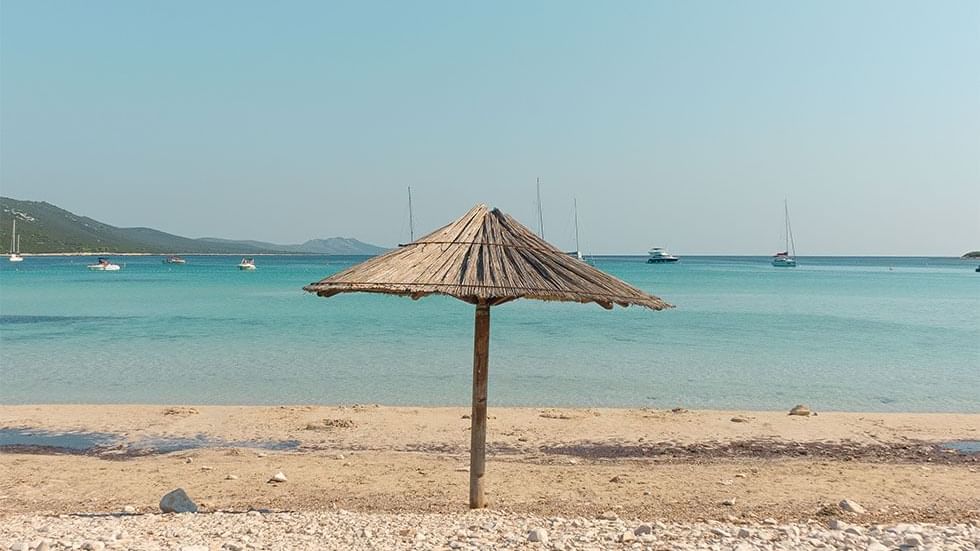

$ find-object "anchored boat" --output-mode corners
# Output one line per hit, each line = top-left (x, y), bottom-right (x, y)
(238, 257), (256, 270)
(647, 247), (679, 263)
(8, 220), (23, 262)
(87, 257), (121, 271)
(772, 200), (798, 268)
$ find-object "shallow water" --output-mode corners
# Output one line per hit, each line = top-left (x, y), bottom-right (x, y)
(0, 255), (977, 412)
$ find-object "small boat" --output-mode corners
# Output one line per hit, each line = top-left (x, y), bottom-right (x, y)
(238, 257), (256, 270)
(647, 247), (679, 263)
(570, 198), (585, 262)
(87, 257), (121, 271)
(975, 265), (979, 273)
(772, 200), (798, 268)
(772, 251), (796, 268)
(8, 220), (23, 262)
(163, 255), (187, 264)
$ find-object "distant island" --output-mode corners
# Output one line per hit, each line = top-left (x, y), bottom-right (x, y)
(962, 251), (980, 259)
(0, 196), (386, 255)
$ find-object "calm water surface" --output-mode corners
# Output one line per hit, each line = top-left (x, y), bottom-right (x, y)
(1, 255), (977, 411)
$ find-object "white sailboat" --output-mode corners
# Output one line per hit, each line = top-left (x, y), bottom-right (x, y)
(570, 198), (585, 261)
(8, 219), (23, 262)
(772, 200), (797, 267)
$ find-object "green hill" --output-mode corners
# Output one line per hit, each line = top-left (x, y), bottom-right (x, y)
(0, 197), (385, 255)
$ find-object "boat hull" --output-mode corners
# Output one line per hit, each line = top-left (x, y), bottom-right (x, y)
(88, 264), (121, 271)
(772, 258), (797, 267)
(647, 257), (679, 263)
(8, 255), (23, 262)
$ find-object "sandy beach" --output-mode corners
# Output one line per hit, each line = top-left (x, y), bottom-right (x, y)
(1, 405), (977, 520)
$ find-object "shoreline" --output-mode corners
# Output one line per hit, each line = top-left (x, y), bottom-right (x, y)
(6, 253), (976, 258)
(2, 405), (978, 523)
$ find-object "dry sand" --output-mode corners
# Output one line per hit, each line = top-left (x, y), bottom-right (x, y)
(1, 405), (978, 523)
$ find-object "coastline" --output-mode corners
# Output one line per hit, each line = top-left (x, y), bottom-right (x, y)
(2, 405), (977, 522)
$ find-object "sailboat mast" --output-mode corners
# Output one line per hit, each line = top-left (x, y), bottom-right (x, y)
(784, 200), (790, 254)
(16, 234), (20, 254)
(536, 178), (545, 239)
(10, 219), (15, 253)
(573, 198), (581, 253)
(407, 186), (415, 242)
(785, 200), (796, 257)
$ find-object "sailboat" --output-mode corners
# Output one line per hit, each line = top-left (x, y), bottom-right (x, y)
(8, 219), (23, 262)
(569, 198), (584, 261)
(772, 200), (797, 267)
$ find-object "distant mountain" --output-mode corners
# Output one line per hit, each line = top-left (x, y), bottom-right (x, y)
(198, 237), (387, 255)
(0, 197), (385, 255)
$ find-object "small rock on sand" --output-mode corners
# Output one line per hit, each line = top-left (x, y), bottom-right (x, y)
(122, 505), (137, 514)
(721, 498), (736, 506)
(9, 543), (29, 551)
(618, 530), (636, 542)
(225, 474), (238, 480)
(598, 511), (619, 521)
(634, 524), (652, 536)
(527, 527), (548, 543)
(269, 472), (288, 483)
(839, 499), (866, 514)
(904, 533), (924, 546)
(789, 404), (813, 416)
(159, 488), (198, 514)
(730, 416), (750, 423)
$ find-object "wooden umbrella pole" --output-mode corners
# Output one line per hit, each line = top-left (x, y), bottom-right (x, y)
(469, 301), (491, 508)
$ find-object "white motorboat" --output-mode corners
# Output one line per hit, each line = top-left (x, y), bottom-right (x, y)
(163, 255), (187, 264)
(238, 257), (256, 270)
(647, 247), (679, 263)
(88, 257), (121, 271)
(8, 220), (23, 262)
(772, 200), (798, 268)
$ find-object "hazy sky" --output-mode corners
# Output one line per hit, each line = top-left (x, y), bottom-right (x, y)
(1, 1), (978, 255)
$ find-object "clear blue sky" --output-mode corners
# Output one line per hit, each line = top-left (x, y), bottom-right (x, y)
(2, 1), (978, 255)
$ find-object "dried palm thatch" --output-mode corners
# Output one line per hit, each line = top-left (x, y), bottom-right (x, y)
(304, 203), (672, 509)
(304, 204), (672, 310)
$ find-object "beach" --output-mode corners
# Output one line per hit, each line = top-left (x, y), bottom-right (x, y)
(2, 405), (978, 548)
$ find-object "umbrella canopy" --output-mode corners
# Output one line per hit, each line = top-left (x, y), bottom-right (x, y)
(305, 204), (671, 310)
(304, 204), (672, 508)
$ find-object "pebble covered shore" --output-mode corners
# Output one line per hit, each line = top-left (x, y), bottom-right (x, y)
(3, 510), (978, 551)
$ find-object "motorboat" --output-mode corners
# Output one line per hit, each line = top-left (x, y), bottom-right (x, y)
(163, 255), (187, 264)
(647, 247), (679, 263)
(238, 257), (256, 270)
(88, 257), (121, 271)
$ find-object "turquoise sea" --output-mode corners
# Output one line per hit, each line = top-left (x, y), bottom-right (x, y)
(0, 255), (977, 412)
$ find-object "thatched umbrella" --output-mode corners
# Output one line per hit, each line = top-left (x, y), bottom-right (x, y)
(304, 204), (671, 508)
